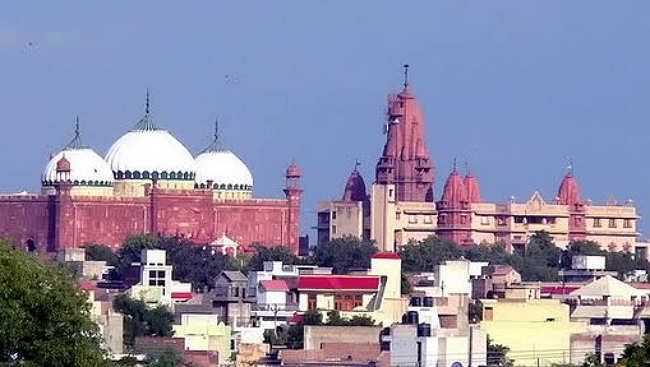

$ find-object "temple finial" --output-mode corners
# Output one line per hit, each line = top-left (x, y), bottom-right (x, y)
(465, 160), (470, 175)
(567, 158), (574, 176)
(65, 115), (84, 149)
(145, 88), (151, 115)
(403, 64), (410, 89)
(354, 159), (361, 172)
(453, 157), (457, 172)
(74, 116), (80, 138)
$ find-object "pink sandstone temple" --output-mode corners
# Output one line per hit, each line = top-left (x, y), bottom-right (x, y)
(318, 67), (639, 253)
(0, 95), (302, 255)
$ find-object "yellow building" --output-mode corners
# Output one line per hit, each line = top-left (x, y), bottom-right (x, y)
(480, 299), (587, 366)
(172, 313), (231, 365)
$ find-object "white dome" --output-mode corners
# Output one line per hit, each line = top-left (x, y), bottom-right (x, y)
(105, 130), (196, 180)
(42, 148), (113, 186)
(195, 150), (253, 190)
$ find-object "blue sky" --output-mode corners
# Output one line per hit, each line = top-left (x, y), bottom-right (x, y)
(2, 2), (650, 239)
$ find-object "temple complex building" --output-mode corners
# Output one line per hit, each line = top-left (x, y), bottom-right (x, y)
(317, 70), (639, 253)
(0, 95), (302, 255)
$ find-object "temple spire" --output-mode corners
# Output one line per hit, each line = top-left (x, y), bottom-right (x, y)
(403, 64), (410, 89)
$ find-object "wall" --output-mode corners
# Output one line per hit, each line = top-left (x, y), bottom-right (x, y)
(303, 325), (381, 350)
(480, 299), (587, 366)
(0, 195), (51, 252)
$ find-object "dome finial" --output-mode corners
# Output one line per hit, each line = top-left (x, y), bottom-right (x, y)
(452, 157), (457, 172)
(133, 89), (157, 131)
(65, 115), (84, 149)
(145, 88), (151, 115)
(201, 117), (222, 153)
(214, 117), (219, 142)
(403, 64), (410, 89)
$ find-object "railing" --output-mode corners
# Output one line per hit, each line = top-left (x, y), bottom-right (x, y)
(252, 303), (299, 312)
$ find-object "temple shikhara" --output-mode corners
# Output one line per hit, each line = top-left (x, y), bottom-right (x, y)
(0, 94), (302, 255)
(318, 67), (639, 253)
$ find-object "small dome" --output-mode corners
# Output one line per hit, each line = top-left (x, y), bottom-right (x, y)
(195, 150), (253, 189)
(105, 130), (196, 180)
(286, 162), (301, 177)
(557, 171), (581, 206)
(42, 148), (113, 186)
(464, 173), (482, 203)
(440, 169), (467, 204)
(56, 155), (71, 172)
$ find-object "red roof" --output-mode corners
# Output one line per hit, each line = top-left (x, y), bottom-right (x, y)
(372, 252), (400, 259)
(79, 280), (97, 291)
(261, 280), (289, 292)
(298, 276), (380, 291)
(631, 283), (650, 290)
(171, 292), (193, 300)
(289, 313), (304, 324)
(541, 286), (579, 295)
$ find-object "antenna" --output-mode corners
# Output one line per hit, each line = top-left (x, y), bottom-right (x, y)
(403, 64), (410, 88)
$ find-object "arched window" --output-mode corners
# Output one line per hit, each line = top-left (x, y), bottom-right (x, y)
(133, 171), (141, 179)
(220, 184), (226, 189)
(183, 172), (189, 180)
(125, 171), (132, 179)
(177, 171), (183, 179)
(73, 180), (79, 185)
(227, 184), (233, 190)
(152, 171), (159, 180)
(161, 171), (168, 179)
(213, 183), (218, 189)
(117, 171), (124, 179)
(143, 171), (150, 179)
(170, 172), (176, 179)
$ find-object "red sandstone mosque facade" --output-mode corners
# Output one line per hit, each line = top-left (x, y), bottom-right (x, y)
(318, 68), (639, 253)
(0, 96), (302, 255)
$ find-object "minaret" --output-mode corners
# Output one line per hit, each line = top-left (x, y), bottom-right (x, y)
(284, 161), (302, 254)
(375, 65), (434, 202)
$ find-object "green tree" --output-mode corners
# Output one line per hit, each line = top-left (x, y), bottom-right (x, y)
(147, 347), (185, 367)
(487, 337), (514, 367)
(302, 309), (324, 325)
(0, 239), (110, 366)
(84, 243), (118, 265)
(246, 244), (301, 271)
(313, 236), (377, 274)
(399, 236), (463, 272)
(619, 331), (650, 367)
(401, 274), (412, 295)
(113, 294), (175, 347)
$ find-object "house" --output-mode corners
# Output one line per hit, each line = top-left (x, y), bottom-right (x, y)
(127, 249), (192, 308)
(480, 298), (587, 366)
(296, 253), (407, 325)
(472, 265), (524, 299)
(80, 280), (123, 355)
(172, 312), (231, 366)
(209, 234), (240, 257)
(253, 279), (297, 330)
(558, 256), (616, 283)
(213, 270), (254, 327)
(567, 275), (649, 364)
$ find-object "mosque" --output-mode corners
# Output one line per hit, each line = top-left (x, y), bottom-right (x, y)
(317, 67), (640, 254)
(0, 94), (302, 255)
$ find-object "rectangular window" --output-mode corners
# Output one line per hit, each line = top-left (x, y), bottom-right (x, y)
(157, 271), (165, 278)
(308, 294), (317, 311)
(332, 211), (337, 220)
(461, 215), (468, 224)
(624, 219), (632, 228)
(514, 216), (524, 224)
(594, 218), (601, 228)
(483, 307), (493, 321)
(497, 217), (506, 226)
(389, 189), (394, 198)
(396, 212), (401, 220)
(149, 270), (156, 278)
(609, 219), (617, 228)
(480, 216), (490, 225)
(424, 215), (433, 224)
(409, 215), (417, 224)
(149, 280), (156, 286)
(332, 225), (337, 234)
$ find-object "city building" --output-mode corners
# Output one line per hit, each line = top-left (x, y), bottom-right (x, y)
(172, 312), (232, 366)
(317, 73), (639, 252)
(558, 255), (616, 283)
(296, 253), (407, 325)
(0, 103), (302, 255)
(480, 298), (587, 366)
(127, 249), (192, 308)
(80, 280), (124, 356)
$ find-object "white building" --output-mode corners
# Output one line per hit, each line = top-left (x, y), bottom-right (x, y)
(128, 249), (192, 308)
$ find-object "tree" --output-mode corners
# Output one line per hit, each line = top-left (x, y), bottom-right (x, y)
(246, 244), (301, 272)
(400, 236), (463, 272)
(147, 347), (185, 367)
(313, 236), (377, 274)
(0, 238), (110, 366)
(487, 337), (514, 367)
(84, 243), (118, 265)
(618, 333), (650, 367)
(113, 294), (175, 347)
(401, 274), (412, 295)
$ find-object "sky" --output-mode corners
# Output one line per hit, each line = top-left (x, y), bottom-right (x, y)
(2, 2), (650, 240)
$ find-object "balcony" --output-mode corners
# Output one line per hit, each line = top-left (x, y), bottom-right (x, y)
(252, 303), (299, 312)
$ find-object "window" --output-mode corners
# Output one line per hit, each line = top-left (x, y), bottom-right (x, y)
(609, 219), (617, 228)
(148, 269), (166, 287)
(396, 212), (401, 220)
(480, 216), (490, 225)
(483, 307), (493, 321)
(514, 216), (524, 224)
(460, 215), (468, 224)
(439, 214), (447, 225)
(624, 219), (633, 228)
(497, 217), (506, 226)
(424, 215), (433, 224)
(389, 189), (394, 198)
(230, 339), (235, 350)
(594, 218), (601, 228)
(332, 225), (337, 234)
(308, 294), (317, 311)
(332, 211), (337, 220)
(233, 287), (239, 297)
(409, 215), (417, 224)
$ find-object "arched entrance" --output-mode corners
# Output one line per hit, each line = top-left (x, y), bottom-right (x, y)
(25, 239), (36, 253)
